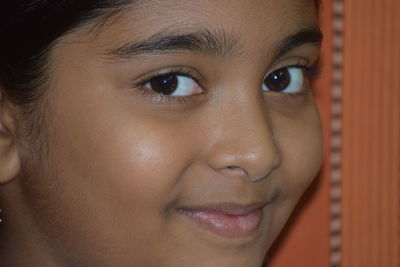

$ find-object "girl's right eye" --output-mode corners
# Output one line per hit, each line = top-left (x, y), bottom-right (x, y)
(144, 73), (203, 96)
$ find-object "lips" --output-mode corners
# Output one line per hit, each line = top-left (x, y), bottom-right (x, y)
(179, 202), (266, 238)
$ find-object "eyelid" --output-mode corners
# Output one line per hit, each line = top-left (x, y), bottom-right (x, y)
(130, 67), (206, 105)
(132, 66), (204, 89)
(265, 56), (320, 83)
(266, 57), (310, 74)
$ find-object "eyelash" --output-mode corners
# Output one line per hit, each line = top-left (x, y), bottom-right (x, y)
(302, 63), (320, 80)
(277, 63), (320, 98)
(133, 64), (320, 104)
(135, 68), (202, 104)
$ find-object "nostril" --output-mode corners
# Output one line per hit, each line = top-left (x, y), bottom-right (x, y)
(271, 150), (282, 170)
(226, 165), (249, 177)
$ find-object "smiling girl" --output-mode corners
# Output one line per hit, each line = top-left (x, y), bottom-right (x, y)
(0, 1), (323, 266)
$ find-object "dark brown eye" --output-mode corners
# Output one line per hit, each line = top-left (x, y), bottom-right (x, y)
(144, 73), (203, 97)
(263, 68), (290, 92)
(262, 67), (305, 93)
(149, 74), (178, 95)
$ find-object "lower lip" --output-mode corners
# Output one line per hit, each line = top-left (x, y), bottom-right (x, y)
(181, 209), (262, 238)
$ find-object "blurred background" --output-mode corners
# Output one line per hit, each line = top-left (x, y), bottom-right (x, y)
(267, 0), (400, 266)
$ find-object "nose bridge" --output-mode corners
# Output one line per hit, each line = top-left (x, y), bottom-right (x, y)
(206, 92), (280, 182)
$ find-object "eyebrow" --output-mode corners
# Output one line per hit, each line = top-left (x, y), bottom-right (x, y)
(276, 28), (323, 57)
(104, 27), (323, 60)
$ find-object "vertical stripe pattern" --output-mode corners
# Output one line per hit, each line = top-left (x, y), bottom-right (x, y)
(330, 1), (343, 267)
(341, 0), (400, 266)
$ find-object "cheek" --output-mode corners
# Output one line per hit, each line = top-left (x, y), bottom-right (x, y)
(32, 97), (200, 258)
(273, 104), (323, 201)
(260, 104), (323, 248)
(48, 113), (193, 211)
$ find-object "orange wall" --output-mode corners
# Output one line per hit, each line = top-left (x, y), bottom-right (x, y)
(341, 0), (400, 266)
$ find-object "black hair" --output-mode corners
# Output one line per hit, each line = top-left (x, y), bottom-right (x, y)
(0, 0), (132, 109)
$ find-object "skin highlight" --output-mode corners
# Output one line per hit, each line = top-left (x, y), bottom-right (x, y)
(0, 0), (323, 266)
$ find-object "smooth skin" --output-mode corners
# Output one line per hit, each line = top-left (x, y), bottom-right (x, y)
(0, 0), (323, 266)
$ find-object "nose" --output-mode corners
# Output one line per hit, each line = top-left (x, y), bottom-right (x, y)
(205, 95), (281, 183)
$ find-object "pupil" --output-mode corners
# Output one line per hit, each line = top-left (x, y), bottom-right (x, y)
(265, 68), (290, 92)
(150, 74), (178, 95)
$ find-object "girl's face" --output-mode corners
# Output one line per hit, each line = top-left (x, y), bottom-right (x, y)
(13, 0), (322, 266)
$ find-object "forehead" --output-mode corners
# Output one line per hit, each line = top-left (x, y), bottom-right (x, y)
(79, 0), (318, 53)
(130, 0), (317, 22)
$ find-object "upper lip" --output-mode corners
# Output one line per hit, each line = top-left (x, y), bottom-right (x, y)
(179, 201), (268, 216)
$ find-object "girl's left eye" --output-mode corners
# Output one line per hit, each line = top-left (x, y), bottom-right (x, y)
(144, 73), (203, 96)
(262, 66), (308, 94)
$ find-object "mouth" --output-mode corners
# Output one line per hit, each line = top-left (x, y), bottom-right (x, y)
(178, 202), (266, 238)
